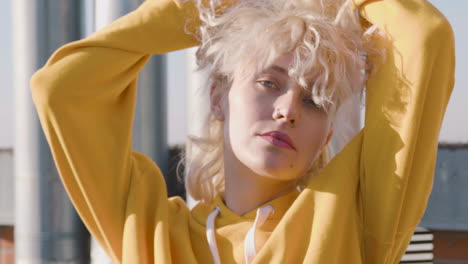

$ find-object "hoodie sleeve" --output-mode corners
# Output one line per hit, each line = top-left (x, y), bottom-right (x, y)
(353, 0), (455, 262)
(30, 0), (202, 261)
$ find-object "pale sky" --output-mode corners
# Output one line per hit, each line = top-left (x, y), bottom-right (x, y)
(429, 0), (468, 143)
(0, 0), (13, 148)
(0, 0), (467, 148)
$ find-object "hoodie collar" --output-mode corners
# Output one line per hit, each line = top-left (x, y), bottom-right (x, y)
(191, 188), (301, 227)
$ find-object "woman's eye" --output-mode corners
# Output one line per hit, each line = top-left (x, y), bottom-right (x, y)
(303, 97), (319, 107)
(258, 80), (277, 89)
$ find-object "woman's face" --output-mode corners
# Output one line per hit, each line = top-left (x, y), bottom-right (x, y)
(216, 53), (333, 182)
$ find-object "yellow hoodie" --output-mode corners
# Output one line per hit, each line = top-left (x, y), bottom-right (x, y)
(30, 0), (455, 263)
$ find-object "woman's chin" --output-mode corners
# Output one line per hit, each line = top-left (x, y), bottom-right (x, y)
(247, 159), (302, 182)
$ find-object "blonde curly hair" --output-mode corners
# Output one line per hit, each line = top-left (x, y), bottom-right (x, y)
(184, 0), (381, 203)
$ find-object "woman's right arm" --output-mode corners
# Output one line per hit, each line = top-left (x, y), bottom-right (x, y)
(31, 0), (203, 261)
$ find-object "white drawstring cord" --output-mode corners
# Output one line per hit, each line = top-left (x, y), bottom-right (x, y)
(244, 205), (275, 264)
(206, 205), (275, 264)
(206, 206), (221, 264)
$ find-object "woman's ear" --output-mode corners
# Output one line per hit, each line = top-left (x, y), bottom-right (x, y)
(320, 129), (333, 152)
(210, 81), (225, 121)
(325, 129), (333, 146)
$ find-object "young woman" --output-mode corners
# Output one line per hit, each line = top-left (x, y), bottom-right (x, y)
(31, 0), (455, 263)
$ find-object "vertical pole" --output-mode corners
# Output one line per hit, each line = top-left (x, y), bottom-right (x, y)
(82, 0), (95, 38)
(138, 55), (169, 181)
(13, 0), (89, 263)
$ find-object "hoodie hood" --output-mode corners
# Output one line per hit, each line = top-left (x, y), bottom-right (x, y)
(191, 189), (301, 263)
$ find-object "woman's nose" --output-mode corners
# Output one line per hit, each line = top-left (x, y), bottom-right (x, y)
(272, 91), (300, 126)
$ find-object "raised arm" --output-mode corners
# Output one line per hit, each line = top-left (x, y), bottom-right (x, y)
(355, 0), (455, 262)
(30, 0), (202, 261)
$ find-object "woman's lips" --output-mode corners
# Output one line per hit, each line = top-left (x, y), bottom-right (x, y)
(259, 131), (296, 151)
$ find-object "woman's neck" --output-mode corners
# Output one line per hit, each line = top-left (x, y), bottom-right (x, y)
(223, 162), (297, 216)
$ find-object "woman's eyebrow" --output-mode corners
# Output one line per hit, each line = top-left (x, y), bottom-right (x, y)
(257, 65), (288, 77)
(270, 65), (288, 75)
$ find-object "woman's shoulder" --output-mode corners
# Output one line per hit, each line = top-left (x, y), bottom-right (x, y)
(168, 196), (191, 215)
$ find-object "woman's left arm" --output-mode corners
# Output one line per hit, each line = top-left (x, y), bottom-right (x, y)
(355, 0), (455, 262)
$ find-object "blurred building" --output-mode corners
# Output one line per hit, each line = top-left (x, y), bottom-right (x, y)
(0, 149), (14, 263)
(421, 144), (468, 263)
